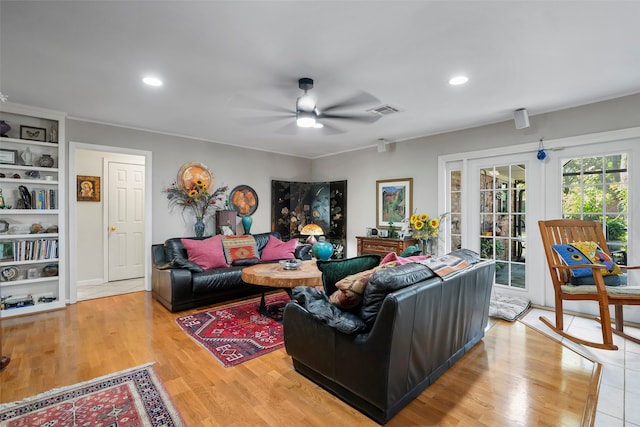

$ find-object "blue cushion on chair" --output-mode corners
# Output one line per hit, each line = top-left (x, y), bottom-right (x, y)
(552, 243), (593, 277)
(553, 241), (622, 286)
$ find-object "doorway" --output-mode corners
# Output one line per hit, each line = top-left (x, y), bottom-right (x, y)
(442, 152), (545, 305)
(68, 142), (152, 303)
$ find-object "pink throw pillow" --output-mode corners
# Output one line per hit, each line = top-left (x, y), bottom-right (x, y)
(181, 235), (228, 270)
(260, 235), (299, 262)
(380, 251), (431, 265)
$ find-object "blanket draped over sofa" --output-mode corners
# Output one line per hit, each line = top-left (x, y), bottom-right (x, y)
(283, 255), (495, 424)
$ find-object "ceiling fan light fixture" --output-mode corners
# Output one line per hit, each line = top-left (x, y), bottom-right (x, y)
(296, 93), (316, 112)
(296, 111), (316, 128)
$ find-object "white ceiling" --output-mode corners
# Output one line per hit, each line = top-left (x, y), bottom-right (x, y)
(2, 1), (640, 159)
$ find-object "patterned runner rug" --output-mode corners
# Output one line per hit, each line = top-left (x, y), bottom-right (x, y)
(0, 363), (185, 427)
(175, 291), (289, 367)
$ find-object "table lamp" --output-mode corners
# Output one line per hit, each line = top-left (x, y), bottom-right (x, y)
(300, 223), (323, 245)
(300, 223), (334, 260)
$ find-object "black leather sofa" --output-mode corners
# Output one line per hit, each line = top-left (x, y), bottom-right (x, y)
(283, 257), (495, 424)
(151, 231), (311, 312)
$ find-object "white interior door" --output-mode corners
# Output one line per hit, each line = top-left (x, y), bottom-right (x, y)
(108, 162), (145, 281)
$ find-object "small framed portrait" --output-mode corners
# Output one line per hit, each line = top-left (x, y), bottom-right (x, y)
(20, 125), (47, 142)
(0, 148), (18, 164)
(77, 175), (101, 202)
(376, 178), (412, 229)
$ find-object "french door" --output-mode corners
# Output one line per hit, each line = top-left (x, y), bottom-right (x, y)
(544, 140), (638, 313)
(464, 154), (545, 303)
(441, 130), (639, 313)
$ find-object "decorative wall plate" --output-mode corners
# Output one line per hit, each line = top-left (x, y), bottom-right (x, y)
(1, 266), (18, 281)
(177, 162), (214, 192)
(229, 185), (258, 217)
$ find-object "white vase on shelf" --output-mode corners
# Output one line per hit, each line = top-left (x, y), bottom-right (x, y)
(21, 147), (33, 166)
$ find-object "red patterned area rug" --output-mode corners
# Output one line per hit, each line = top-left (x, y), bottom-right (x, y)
(175, 291), (289, 367)
(0, 363), (185, 427)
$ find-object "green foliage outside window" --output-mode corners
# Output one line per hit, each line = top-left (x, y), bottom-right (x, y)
(562, 154), (628, 247)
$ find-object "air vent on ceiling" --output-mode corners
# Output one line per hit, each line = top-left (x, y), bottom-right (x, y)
(367, 104), (401, 116)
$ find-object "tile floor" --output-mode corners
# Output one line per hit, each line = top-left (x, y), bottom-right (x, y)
(520, 307), (640, 426)
(76, 278), (145, 301)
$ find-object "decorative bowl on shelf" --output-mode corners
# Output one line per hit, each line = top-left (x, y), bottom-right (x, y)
(279, 259), (302, 270)
(43, 263), (59, 277)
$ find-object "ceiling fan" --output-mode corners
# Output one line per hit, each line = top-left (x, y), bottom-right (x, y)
(231, 77), (381, 134)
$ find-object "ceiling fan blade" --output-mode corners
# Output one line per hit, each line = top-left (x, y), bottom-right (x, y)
(321, 90), (380, 113)
(274, 121), (301, 135)
(228, 93), (293, 115)
(318, 122), (345, 135)
(320, 112), (380, 124)
(233, 113), (295, 126)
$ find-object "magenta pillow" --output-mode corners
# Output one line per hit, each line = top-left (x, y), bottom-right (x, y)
(380, 251), (431, 265)
(181, 235), (228, 270)
(260, 235), (299, 262)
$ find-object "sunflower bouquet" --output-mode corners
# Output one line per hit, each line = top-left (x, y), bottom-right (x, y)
(165, 179), (229, 219)
(409, 211), (447, 240)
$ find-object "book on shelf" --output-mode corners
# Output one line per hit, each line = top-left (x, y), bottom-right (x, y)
(11, 239), (58, 261)
(28, 189), (57, 210)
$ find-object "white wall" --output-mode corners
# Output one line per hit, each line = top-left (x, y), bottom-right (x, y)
(312, 93), (640, 257)
(66, 121), (312, 245)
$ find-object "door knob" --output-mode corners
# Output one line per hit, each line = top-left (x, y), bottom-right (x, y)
(110, 226), (116, 231)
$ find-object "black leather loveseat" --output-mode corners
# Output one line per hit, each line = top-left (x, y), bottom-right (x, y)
(151, 231), (310, 312)
(283, 254), (495, 424)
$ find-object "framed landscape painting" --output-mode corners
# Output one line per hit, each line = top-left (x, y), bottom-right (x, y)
(376, 178), (412, 229)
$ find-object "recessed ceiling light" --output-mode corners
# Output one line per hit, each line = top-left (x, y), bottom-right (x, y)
(449, 75), (469, 86)
(142, 76), (163, 87)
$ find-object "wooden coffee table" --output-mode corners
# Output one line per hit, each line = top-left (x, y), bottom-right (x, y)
(242, 260), (322, 318)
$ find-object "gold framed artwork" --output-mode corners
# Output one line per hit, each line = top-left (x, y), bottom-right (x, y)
(77, 175), (101, 202)
(177, 161), (213, 192)
(376, 178), (412, 229)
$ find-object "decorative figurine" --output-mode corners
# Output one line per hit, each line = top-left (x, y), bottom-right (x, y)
(21, 147), (33, 166)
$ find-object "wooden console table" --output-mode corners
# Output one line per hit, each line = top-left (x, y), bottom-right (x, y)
(356, 236), (418, 257)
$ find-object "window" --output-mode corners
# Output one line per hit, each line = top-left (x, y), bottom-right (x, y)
(562, 154), (628, 264)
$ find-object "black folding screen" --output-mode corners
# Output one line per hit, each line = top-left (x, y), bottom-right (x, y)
(271, 180), (347, 259)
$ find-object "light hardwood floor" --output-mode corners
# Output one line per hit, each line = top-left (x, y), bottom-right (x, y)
(1, 291), (599, 426)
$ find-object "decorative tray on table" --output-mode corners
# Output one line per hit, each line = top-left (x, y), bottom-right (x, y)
(279, 259), (302, 270)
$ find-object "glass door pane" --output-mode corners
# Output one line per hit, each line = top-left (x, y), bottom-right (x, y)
(449, 170), (462, 251)
(479, 164), (526, 289)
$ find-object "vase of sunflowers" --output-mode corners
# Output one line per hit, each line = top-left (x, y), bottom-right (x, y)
(165, 179), (229, 237)
(409, 211), (447, 255)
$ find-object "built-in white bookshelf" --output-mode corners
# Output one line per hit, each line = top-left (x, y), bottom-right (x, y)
(0, 103), (66, 318)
